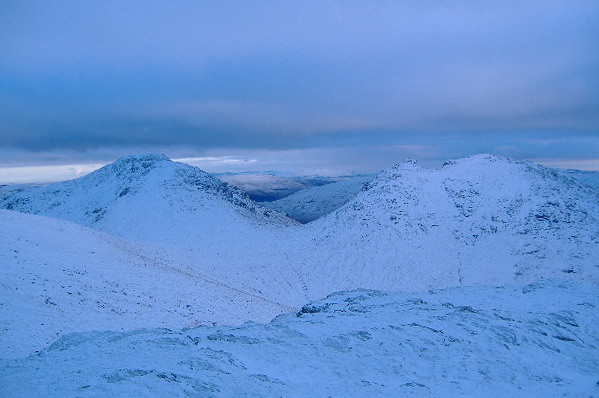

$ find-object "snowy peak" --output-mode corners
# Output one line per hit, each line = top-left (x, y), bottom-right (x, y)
(389, 158), (422, 171)
(93, 153), (171, 181)
(441, 153), (507, 167)
(110, 152), (171, 168)
(345, 154), (599, 239)
(77, 153), (217, 195)
(299, 154), (599, 296)
(357, 154), (595, 214)
(439, 154), (589, 192)
(0, 154), (295, 240)
(362, 159), (422, 190)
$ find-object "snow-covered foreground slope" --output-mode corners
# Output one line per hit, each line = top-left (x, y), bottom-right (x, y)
(0, 210), (292, 359)
(264, 174), (373, 223)
(298, 154), (599, 298)
(2, 281), (598, 397)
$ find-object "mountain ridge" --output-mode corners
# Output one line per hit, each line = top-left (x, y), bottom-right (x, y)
(2, 153), (597, 300)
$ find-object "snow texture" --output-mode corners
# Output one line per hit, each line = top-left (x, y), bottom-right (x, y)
(0, 210), (292, 359)
(1, 282), (598, 397)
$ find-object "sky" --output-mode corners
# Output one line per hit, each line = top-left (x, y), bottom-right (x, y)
(1, 1), (598, 183)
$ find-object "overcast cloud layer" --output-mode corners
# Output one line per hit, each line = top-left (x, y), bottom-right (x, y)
(1, 1), (598, 176)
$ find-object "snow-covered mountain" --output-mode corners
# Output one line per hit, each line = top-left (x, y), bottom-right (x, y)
(251, 166), (599, 225)
(1, 153), (599, 396)
(0, 155), (311, 323)
(2, 154), (598, 303)
(297, 154), (599, 298)
(264, 174), (373, 223)
(0, 210), (292, 359)
(0, 154), (295, 242)
(2, 281), (597, 397)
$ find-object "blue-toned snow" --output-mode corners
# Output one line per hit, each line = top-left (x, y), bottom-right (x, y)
(1, 282), (598, 397)
(1, 153), (599, 396)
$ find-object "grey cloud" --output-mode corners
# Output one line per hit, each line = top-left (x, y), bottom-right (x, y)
(0, 1), (598, 168)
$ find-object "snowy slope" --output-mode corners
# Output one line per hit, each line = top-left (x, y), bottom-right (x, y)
(0, 210), (293, 359)
(297, 154), (599, 299)
(264, 175), (373, 223)
(0, 155), (312, 306)
(0, 154), (295, 242)
(2, 281), (598, 397)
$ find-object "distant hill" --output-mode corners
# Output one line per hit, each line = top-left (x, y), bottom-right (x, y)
(565, 169), (599, 191)
(264, 174), (373, 223)
(218, 172), (336, 202)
